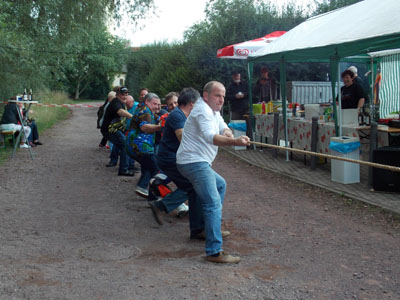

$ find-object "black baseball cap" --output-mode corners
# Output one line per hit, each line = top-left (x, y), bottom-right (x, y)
(117, 86), (129, 94)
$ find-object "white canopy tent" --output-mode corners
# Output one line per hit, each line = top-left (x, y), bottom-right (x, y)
(251, 0), (400, 61)
(246, 0), (400, 155)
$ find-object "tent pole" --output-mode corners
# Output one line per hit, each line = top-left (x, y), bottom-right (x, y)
(330, 58), (339, 137)
(280, 59), (289, 161)
(247, 61), (254, 144)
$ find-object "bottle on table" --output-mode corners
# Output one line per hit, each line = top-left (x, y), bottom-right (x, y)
(28, 89), (32, 101)
(358, 108), (364, 126)
(261, 101), (266, 114)
(364, 106), (371, 126)
(23, 88), (28, 101)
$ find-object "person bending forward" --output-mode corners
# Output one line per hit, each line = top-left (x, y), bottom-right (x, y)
(176, 81), (250, 264)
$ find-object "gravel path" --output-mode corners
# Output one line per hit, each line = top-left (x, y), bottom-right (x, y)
(0, 106), (399, 300)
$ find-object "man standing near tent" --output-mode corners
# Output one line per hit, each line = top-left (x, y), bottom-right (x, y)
(253, 67), (277, 103)
(176, 81), (250, 264)
(348, 66), (370, 104)
(340, 70), (365, 110)
(226, 71), (249, 120)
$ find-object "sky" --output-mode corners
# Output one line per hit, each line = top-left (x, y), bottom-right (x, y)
(112, 0), (315, 47)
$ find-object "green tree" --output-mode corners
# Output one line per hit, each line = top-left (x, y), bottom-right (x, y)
(59, 27), (128, 99)
(0, 0), (154, 100)
(312, 0), (364, 15)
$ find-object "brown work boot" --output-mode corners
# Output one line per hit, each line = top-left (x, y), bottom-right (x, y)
(190, 230), (231, 240)
(205, 252), (240, 264)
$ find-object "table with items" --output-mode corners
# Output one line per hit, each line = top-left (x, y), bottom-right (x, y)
(255, 114), (390, 159)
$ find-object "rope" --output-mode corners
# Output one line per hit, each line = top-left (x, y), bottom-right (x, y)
(250, 141), (400, 173)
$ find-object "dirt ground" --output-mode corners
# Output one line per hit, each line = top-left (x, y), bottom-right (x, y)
(1, 106), (400, 300)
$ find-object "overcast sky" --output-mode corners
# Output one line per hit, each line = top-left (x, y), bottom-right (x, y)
(112, 0), (315, 47)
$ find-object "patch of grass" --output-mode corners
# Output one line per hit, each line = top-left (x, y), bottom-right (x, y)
(31, 91), (71, 133)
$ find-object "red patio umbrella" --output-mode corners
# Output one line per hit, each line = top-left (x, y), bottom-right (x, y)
(217, 31), (286, 59)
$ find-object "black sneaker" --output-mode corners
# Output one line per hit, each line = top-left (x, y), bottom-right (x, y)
(106, 161), (117, 167)
(118, 170), (135, 177)
(130, 166), (141, 173)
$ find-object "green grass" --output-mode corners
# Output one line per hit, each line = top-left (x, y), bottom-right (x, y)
(0, 90), (72, 163)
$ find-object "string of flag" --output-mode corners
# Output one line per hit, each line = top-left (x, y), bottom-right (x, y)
(1, 101), (102, 108)
(35, 103), (102, 108)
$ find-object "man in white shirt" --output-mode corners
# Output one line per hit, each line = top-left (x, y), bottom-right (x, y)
(176, 81), (250, 263)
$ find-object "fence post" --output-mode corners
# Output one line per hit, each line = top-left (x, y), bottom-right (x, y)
(310, 116), (319, 170)
(368, 121), (378, 186)
(273, 112), (279, 157)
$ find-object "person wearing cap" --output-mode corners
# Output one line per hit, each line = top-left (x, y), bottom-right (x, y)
(347, 66), (363, 87)
(253, 67), (277, 103)
(101, 86), (134, 176)
(126, 93), (162, 197)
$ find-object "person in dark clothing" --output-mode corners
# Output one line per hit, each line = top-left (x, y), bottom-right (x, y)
(98, 91), (116, 148)
(101, 86), (134, 176)
(253, 67), (277, 103)
(20, 106), (42, 147)
(226, 71), (249, 120)
(27, 119), (42, 146)
(149, 88), (203, 229)
(0, 102), (31, 148)
(340, 69), (365, 110)
(348, 65), (370, 104)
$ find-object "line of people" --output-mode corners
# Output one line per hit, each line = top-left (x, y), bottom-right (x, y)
(98, 82), (250, 263)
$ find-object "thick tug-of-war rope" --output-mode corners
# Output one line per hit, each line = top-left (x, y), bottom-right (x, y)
(249, 141), (400, 173)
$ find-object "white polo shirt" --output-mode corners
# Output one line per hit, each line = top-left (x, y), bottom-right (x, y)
(176, 97), (228, 165)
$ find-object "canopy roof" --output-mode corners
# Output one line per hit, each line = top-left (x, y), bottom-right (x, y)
(249, 0), (400, 63)
(217, 31), (286, 59)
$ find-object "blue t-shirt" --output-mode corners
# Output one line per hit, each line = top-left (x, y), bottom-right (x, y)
(126, 102), (138, 130)
(157, 107), (186, 161)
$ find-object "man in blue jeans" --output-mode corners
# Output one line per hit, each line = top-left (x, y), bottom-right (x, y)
(176, 81), (250, 264)
(149, 88), (206, 237)
(101, 86), (134, 176)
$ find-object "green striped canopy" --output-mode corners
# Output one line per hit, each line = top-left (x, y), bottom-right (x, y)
(380, 53), (400, 118)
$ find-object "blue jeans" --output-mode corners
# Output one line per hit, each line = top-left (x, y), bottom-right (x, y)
(157, 157), (204, 234)
(130, 153), (158, 189)
(28, 121), (39, 142)
(177, 162), (226, 256)
(109, 142), (119, 164)
(106, 131), (128, 172)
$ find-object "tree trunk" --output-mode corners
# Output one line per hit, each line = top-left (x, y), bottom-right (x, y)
(74, 81), (80, 100)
